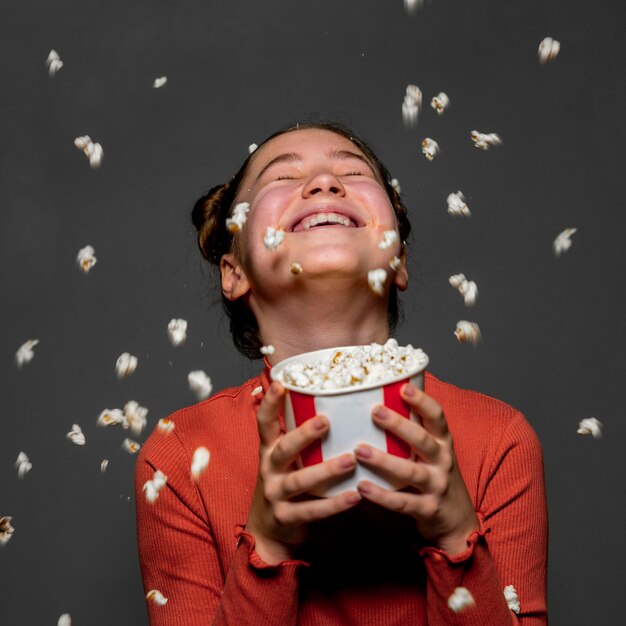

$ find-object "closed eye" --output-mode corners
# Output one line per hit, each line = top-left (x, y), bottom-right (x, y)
(341, 171), (364, 177)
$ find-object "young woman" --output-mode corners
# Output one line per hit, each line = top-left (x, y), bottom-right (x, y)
(135, 123), (548, 625)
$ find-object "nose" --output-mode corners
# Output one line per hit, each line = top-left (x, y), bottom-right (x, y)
(302, 171), (345, 198)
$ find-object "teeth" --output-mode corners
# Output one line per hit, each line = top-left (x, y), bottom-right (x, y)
(301, 212), (353, 230)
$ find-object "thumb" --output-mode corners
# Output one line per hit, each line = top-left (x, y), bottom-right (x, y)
(256, 381), (285, 448)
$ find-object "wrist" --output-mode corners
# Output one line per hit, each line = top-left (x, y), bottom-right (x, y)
(244, 524), (296, 565)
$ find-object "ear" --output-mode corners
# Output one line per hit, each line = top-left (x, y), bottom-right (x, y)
(220, 253), (251, 301)
(392, 249), (409, 292)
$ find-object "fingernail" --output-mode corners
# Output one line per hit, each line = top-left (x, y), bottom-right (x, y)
(355, 444), (372, 459)
(403, 383), (415, 397)
(339, 454), (355, 469)
(357, 481), (372, 495)
(345, 492), (361, 505)
(373, 406), (388, 420)
(312, 417), (326, 431)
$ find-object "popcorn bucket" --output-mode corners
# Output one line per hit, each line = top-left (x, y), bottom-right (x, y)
(270, 345), (429, 497)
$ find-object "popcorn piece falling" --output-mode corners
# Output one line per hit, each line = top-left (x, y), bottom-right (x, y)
(15, 452), (32, 479)
(431, 92), (450, 115)
(454, 320), (482, 345)
(66, 424), (86, 446)
(157, 418), (175, 434)
(378, 230), (399, 250)
(0, 516), (15, 545)
(97, 408), (125, 427)
(471, 130), (502, 150)
(449, 273), (479, 306)
(46, 49), (63, 77)
(402, 84), (422, 128)
(421, 138), (440, 161)
(146, 589), (168, 606)
(226, 201), (250, 234)
(447, 191), (471, 217)
(116, 352), (138, 379)
(153, 76), (167, 88)
(553, 227), (577, 257)
(57, 614), (72, 626)
(448, 586), (475, 613)
(248, 143), (258, 154)
(264, 226), (285, 251)
(389, 256), (402, 271)
(368, 268), (387, 296)
(290, 262), (303, 274)
(404, 0), (425, 14)
(188, 370), (213, 401)
(260, 344), (275, 356)
(74, 135), (103, 168)
(100, 459), (109, 474)
(122, 438), (141, 454)
(390, 178), (401, 194)
(167, 318), (188, 346)
(503, 585), (520, 614)
(577, 417), (603, 439)
(191, 446), (210, 480)
(76, 245), (97, 273)
(15, 339), (39, 367)
(538, 37), (560, 64)
(124, 400), (148, 435)
(143, 469), (168, 504)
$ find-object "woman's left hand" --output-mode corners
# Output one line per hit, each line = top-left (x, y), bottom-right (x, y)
(355, 382), (479, 555)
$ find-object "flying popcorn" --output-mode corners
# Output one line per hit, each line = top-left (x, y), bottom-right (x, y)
(143, 470), (168, 504)
(191, 446), (210, 480)
(15, 339), (39, 367)
(390, 178), (401, 194)
(15, 452), (32, 479)
(124, 400), (148, 435)
(74, 135), (103, 168)
(471, 130), (502, 150)
(449, 273), (479, 306)
(260, 345), (275, 355)
(153, 76), (167, 88)
(378, 230), (399, 250)
(431, 92), (450, 115)
(264, 226), (285, 251)
(290, 262), (303, 274)
(404, 0), (425, 14)
(421, 138), (440, 161)
(57, 614), (72, 626)
(447, 587), (475, 613)
(503, 585), (520, 614)
(167, 318), (188, 346)
(157, 418), (175, 434)
(66, 424), (86, 446)
(538, 37), (560, 64)
(0, 516), (15, 545)
(97, 408), (125, 427)
(447, 191), (471, 217)
(122, 438), (141, 454)
(188, 370), (213, 400)
(76, 245), (97, 273)
(389, 256), (402, 271)
(402, 84), (422, 128)
(577, 417), (602, 439)
(553, 227), (577, 257)
(46, 49), (63, 77)
(226, 201), (250, 233)
(248, 143), (258, 154)
(100, 459), (109, 474)
(368, 268), (387, 296)
(116, 352), (138, 379)
(454, 320), (482, 345)
(146, 590), (168, 606)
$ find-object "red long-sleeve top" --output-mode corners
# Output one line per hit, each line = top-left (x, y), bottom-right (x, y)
(135, 367), (548, 625)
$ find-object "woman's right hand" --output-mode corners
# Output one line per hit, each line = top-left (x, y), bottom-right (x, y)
(244, 381), (361, 565)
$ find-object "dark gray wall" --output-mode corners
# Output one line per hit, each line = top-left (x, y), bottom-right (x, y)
(1, 1), (624, 624)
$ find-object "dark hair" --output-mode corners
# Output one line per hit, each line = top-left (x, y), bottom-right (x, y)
(191, 122), (411, 360)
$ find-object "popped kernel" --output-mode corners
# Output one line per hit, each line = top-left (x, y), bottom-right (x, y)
(454, 320), (482, 345)
(116, 352), (138, 379)
(188, 370), (213, 400)
(368, 268), (387, 296)
(146, 589), (168, 606)
(57, 614), (72, 626)
(447, 191), (471, 217)
(290, 262), (303, 274)
(577, 417), (602, 439)
(143, 469), (168, 504)
(66, 424), (86, 446)
(431, 92), (450, 115)
(402, 84), (422, 128)
(404, 0), (425, 14)
(191, 446), (210, 480)
(124, 400), (148, 436)
(122, 438), (141, 454)
(503, 585), (520, 614)
(15, 452), (32, 479)
(390, 178), (401, 194)
(251, 385), (263, 396)
(0, 516), (15, 545)
(153, 76), (167, 88)
(447, 587), (475, 613)
(449, 273), (478, 306)
(100, 459), (109, 474)
(260, 345), (275, 355)
(46, 49), (63, 77)
(378, 230), (399, 250)
(421, 138), (440, 161)
(97, 408), (125, 427)
(167, 318), (188, 346)
(263, 226), (285, 251)
(248, 143), (258, 154)
(538, 37), (560, 64)
(157, 418), (175, 434)
(15, 339), (39, 367)
(553, 227), (577, 257)
(389, 256), (402, 271)
(226, 202), (250, 233)
(470, 130), (502, 150)
(74, 135), (103, 168)
(77, 245), (97, 273)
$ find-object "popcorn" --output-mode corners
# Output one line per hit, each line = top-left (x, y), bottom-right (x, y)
(66, 424), (86, 446)
(471, 130), (502, 150)
(290, 262), (303, 274)
(447, 586), (475, 613)
(402, 84), (422, 128)
(226, 202), (250, 233)
(157, 418), (175, 434)
(0, 516), (15, 545)
(74, 135), (103, 168)
(188, 370), (213, 400)
(447, 191), (471, 217)
(57, 614), (72, 626)
(263, 226), (285, 251)
(16, 339), (39, 367)
(251, 385), (263, 396)
(449, 273), (479, 306)
(390, 178), (401, 194)
(191, 446), (210, 480)
(389, 256), (402, 271)
(275, 339), (428, 391)
(146, 589), (168, 606)
(143, 469), (168, 504)
(153, 76), (167, 88)
(404, 0), (425, 13)
(577, 417), (602, 439)
(77, 245), (97, 273)
(100, 459), (109, 474)
(431, 92), (450, 115)
(15, 452), (32, 479)
(378, 230), (399, 250)
(421, 137), (440, 161)
(97, 408), (125, 427)
(368, 268), (387, 296)
(122, 438), (141, 454)
(260, 345), (275, 355)
(124, 400), (148, 435)
(248, 143), (258, 154)
(503, 585), (520, 614)
(116, 352), (138, 379)
(167, 318), (188, 346)
(454, 320), (482, 344)
(553, 227), (577, 257)
(538, 37), (560, 64)
(46, 49), (63, 77)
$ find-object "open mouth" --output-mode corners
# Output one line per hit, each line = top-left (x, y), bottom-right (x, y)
(291, 212), (360, 232)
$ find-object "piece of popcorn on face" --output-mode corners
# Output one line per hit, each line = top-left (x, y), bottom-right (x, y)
(447, 586), (475, 613)
(577, 417), (602, 439)
(553, 228), (577, 257)
(290, 262), (303, 274)
(116, 352), (138, 379)
(389, 256), (402, 271)
(431, 92), (450, 115)
(226, 202), (250, 233)
(167, 318), (188, 346)
(260, 345), (275, 355)
(538, 37), (560, 64)
(503, 585), (520, 613)
(100, 459), (109, 474)
(455, 320), (482, 344)
(76, 245), (97, 273)
(191, 446), (210, 480)
(390, 178), (401, 194)
(0, 516), (15, 545)
(153, 76), (167, 88)
(46, 49), (63, 77)
(15, 452), (32, 479)
(122, 438), (141, 454)
(471, 130), (502, 150)
(368, 268), (387, 296)
(402, 84), (422, 128)
(263, 226), (285, 251)
(15, 339), (39, 367)
(447, 191), (471, 217)
(188, 370), (213, 400)
(146, 590), (168, 606)
(421, 138), (440, 161)
(97, 408), (125, 427)
(124, 401), (148, 435)
(66, 424), (86, 446)
(57, 614), (72, 626)
(157, 418), (175, 434)
(378, 230), (399, 250)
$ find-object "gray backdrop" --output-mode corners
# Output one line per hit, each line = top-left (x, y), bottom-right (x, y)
(1, 0), (624, 624)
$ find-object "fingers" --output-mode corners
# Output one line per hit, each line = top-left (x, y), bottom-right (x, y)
(269, 414), (330, 470)
(256, 382), (285, 448)
(356, 479), (437, 518)
(273, 489), (362, 526)
(401, 383), (449, 439)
